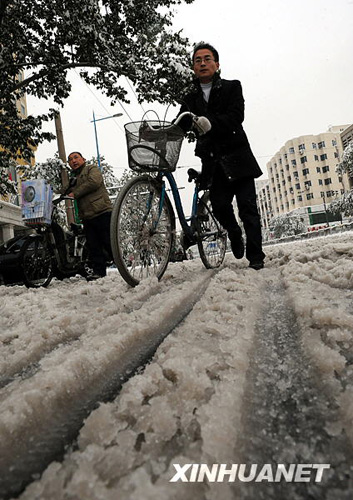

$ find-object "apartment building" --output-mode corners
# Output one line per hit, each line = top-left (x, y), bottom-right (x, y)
(0, 71), (31, 243)
(256, 179), (273, 231)
(341, 124), (353, 150)
(263, 125), (351, 223)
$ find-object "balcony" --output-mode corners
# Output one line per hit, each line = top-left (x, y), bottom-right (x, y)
(0, 200), (26, 244)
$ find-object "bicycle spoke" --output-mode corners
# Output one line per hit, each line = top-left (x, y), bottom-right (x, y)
(111, 176), (174, 286)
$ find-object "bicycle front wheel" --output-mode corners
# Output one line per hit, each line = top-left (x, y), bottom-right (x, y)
(196, 192), (227, 269)
(21, 236), (53, 288)
(111, 175), (175, 287)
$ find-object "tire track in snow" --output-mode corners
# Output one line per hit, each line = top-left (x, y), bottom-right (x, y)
(0, 269), (215, 499)
(0, 266), (203, 388)
(234, 274), (353, 500)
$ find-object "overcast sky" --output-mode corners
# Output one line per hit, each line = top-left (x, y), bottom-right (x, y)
(28, 0), (353, 187)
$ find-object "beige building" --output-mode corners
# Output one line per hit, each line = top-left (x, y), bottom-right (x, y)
(259, 125), (351, 229)
(341, 123), (353, 150)
(0, 71), (31, 243)
(256, 179), (273, 231)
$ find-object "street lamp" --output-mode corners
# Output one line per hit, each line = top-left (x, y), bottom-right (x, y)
(91, 111), (123, 170)
(321, 191), (329, 226)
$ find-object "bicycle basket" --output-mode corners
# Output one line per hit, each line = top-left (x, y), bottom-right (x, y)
(124, 120), (184, 173)
(21, 179), (53, 226)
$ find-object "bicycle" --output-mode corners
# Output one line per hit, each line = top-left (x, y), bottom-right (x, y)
(110, 112), (227, 287)
(20, 182), (90, 288)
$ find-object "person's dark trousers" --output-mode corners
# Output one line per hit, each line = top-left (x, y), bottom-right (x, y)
(209, 169), (265, 264)
(83, 211), (113, 277)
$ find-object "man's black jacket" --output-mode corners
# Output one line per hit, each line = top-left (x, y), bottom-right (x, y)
(178, 74), (262, 186)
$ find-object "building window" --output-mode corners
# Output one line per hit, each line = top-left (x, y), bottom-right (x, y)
(332, 139), (337, 146)
(304, 180), (312, 187)
(316, 166), (321, 173)
(298, 143), (306, 151)
(291, 159), (297, 166)
(295, 183), (301, 190)
(324, 178), (332, 185)
(293, 171), (298, 178)
(312, 142), (317, 149)
(318, 179), (323, 185)
(334, 152), (339, 158)
(289, 147), (295, 153)
(298, 195), (303, 201)
(300, 156), (307, 164)
(306, 193), (314, 200)
(320, 153), (328, 161)
(302, 168), (309, 175)
(314, 155), (319, 161)
(318, 141), (326, 149)
(322, 165), (330, 173)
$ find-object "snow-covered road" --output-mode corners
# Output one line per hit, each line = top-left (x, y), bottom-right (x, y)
(1, 232), (353, 499)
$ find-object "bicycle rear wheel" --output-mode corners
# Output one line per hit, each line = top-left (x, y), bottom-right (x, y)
(21, 236), (53, 288)
(196, 192), (227, 269)
(110, 175), (175, 286)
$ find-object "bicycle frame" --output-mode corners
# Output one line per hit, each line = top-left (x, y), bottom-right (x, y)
(156, 171), (199, 241)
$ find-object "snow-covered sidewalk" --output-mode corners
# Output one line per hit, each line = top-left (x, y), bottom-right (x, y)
(1, 233), (353, 499)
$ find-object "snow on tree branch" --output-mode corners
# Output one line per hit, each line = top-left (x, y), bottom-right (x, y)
(269, 212), (306, 239)
(0, 0), (194, 170)
(336, 141), (353, 179)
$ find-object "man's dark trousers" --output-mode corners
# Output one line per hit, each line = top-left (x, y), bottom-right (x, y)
(209, 169), (265, 264)
(83, 211), (112, 276)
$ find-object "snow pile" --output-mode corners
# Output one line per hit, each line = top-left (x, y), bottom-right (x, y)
(0, 233), (352, 499)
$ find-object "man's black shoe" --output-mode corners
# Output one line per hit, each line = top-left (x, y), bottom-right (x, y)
(86, 273), (105, 281)
(229, 232), (244, 259)
(249, 261), (264, 270)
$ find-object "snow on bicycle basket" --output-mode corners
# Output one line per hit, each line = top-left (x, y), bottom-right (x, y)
(21, 179), (53, 226)
(125, 120), (184, 173)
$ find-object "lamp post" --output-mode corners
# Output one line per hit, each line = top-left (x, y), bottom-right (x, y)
(91, 112), (123, 170)
(321, 191), (329, 226)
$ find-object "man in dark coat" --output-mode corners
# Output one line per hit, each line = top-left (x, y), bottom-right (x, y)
(178, 43), (265, 270)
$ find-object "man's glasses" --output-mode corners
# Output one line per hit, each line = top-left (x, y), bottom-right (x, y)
(194, 56), (215, 65)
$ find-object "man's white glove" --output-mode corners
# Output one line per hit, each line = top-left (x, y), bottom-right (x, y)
(192, 116), (212, 135)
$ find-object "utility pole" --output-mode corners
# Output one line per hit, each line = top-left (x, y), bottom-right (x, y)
(54, 111), (74, 224)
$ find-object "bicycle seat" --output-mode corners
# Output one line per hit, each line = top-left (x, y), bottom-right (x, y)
(187, 168), (201, 183)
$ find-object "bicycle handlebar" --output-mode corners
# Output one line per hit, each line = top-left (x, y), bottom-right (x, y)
(142, 111), (196, 132)
(142, 111), (210, 136)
